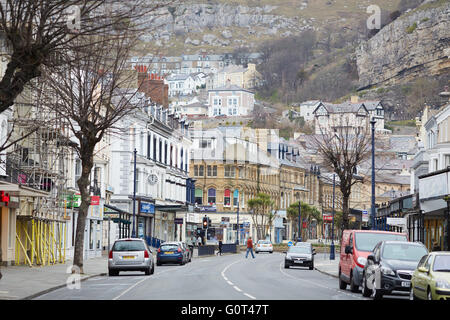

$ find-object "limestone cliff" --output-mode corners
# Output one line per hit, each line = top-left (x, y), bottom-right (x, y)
(356, 2), (450, 90)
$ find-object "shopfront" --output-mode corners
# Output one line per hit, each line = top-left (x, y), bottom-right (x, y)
(418, 168), (450, 251)
(138, 200), (155, 242)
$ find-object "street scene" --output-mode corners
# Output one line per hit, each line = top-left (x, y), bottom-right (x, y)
(0, 0), (449, 309)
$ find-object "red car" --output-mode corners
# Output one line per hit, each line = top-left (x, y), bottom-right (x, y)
(338, 230), (408, 292)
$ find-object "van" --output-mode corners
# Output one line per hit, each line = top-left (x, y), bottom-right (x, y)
(338, 230), (408, 292)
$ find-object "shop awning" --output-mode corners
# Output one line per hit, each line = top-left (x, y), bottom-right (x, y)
(104, 203), (129, 214)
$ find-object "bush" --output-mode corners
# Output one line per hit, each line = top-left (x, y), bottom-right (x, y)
(406, 22), (417, 33)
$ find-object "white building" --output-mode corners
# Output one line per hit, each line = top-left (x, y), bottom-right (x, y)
(165, 74), (196, 97)
(207, 84), (255, 117)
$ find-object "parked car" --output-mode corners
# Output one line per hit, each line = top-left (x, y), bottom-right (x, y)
(108, 238), (154, 276)
(410, 252), (450, 300)
(176, 241), (192, 262)
(255, 240), (273, 253)
(157, 242), (187, 266)
(339, 230), (408, 292)
(361, 241), (428, 299)
(284, 244), (316, 270)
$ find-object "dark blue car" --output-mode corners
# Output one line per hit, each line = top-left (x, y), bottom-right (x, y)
(157, 242), (186, 265)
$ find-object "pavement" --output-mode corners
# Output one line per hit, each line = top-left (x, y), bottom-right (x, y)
(0, 245), (339, 300)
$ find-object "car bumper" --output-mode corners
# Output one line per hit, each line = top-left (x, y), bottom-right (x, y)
(255, 247), (273, 252)
(285, 258), (313, 266)
(108, 258), (151, 271)
(434, 288), (450, 300)
(157, 254), (184, 263)
(379, 275), (412, 294)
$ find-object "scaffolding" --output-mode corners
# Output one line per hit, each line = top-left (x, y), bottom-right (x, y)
(4, 96), (75, 266)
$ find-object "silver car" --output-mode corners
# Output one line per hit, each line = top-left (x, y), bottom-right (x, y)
(284, 244), (316, 270)
(255, 240), (273, 253)
(108, 238), (154, 276)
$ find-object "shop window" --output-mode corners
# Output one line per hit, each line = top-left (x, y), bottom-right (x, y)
(224, 189), (231, 206)
(233, 189), (239, 207)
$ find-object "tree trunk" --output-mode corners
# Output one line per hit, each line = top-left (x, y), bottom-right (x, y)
(342, 195), (350, 231)
(73, 147), (95, 274)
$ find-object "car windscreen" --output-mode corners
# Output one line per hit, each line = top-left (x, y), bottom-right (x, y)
(160, 244), (179, 251)
(381, 243), (428, 261)
(433, 255), (450, 272)
(354, 233), (407, 252)
(289, 246), (311, 254)
(113, 241), (146, 251)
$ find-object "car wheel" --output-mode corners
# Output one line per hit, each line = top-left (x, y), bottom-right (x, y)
(371, 277), (382, 300)
(427, 287), (433, 300)
(309, 265), (314, 270)
(108, 269), (118, 277)
(270, 251), (273, 254)
(284, 261), (290, 269)
(339, 271), (347, 290)
(145, 267), (151, 275)
(361, 273), (371, 297)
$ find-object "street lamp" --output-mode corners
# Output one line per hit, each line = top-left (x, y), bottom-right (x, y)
(236, 204), (240, 246)
(298, 199), (302, 242)
(330, 173), (336, 260)
(132, 148), (137, 238)
(370, 118), (376, 230)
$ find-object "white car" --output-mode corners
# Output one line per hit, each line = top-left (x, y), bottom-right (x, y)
(255, 240), (273, 253)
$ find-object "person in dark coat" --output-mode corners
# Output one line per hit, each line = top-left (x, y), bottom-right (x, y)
(217, 240), (223, 256)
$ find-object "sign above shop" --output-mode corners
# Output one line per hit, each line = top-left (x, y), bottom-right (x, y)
(174, 218), (183, 225)
(140, 202), (155, 214)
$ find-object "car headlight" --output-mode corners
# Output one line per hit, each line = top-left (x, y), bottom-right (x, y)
(357, 257), (367, 266)
(436, 280), (450, 289)
(286, 255), (292, 260)
(381, 266), (396, 276)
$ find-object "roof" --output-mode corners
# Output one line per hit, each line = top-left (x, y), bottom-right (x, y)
(321, 102), (369, 114)
(166, 74), (191, 81)
(360, 100), (383, 111)
(389, 136), (418, 154)
(219, 64), (246, 74)
(208, 84), (253, 94)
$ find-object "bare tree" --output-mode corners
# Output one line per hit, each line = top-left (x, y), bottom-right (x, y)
(0, 0), (173, 116)
(38, 28), (145, 272)
(311, 112), (371, 230)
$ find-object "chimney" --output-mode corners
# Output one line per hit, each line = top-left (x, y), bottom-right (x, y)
(351, 96), (359, 103)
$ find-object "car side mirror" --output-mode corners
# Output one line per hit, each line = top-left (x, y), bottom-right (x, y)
(418, 266), (429, 274)
(312, 252), (316, 255)
(345, 245), (353, 254)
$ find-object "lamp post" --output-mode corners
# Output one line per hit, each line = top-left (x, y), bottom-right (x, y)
(132, 148), (137, 238)
(445, 196), (450, 251)
(330, 173), (336, 260)
(298, 200), (302, 242)
(236, 204), (240, 246)
(370, 118), (376, 230)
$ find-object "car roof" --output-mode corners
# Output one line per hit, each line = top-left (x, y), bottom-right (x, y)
(381, 241), (423, 246)
(161, 242), (181, 245)
(345, 230), (406, 235)
(295, 242), (312, 246)
(115, 238), (144, 242)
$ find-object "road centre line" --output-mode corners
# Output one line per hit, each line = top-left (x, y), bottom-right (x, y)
(221, 257), (256, 300)
(233, 286), (242, 292)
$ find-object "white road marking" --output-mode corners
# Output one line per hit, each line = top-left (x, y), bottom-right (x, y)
(227, 280), (234, 286)
(112, 269), (172, 300)
(223, 276), (228, 281)
(233, 286), (242, 292)
(244, 293), (256, 299)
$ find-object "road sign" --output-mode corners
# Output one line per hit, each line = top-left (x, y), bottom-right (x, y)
(387, 217), (406, 227)
(288, 241), (293, 247)
(362, 210), (369, 222)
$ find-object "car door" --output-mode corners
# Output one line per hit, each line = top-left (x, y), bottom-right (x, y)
(419, 255), (434, 299)
(413, 254), (429, 299)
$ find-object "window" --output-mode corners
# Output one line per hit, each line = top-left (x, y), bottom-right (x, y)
(207, 165), (217, 177)
(228, 98), (233, 106)
(238, 167), (244, 178)
(207, 188), (216, 204)
(224, 165), (235, 177)
(75, 158), (81, 183)
(233, 108), (237, 115)
(195, 189), (203, 205)
(200, 139), (212, 149)
(233, 98), (237, 105)
(228, 108), (233, 115)
(224, 189), (231, 206)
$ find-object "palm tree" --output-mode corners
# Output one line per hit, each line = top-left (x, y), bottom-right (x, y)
(287, 202), (322, 241)
(248, 193), (276, 241)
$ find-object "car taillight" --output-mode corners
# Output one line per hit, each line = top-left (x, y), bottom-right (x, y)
(144, 250), (149, 258)
(157, 248), (161, 253)
(177, 248), (182, 253)
(269, 244), (272, 247)
(109, 250), (113, 259)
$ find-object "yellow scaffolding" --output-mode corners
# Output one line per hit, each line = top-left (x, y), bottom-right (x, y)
(15, 217), (67, 267)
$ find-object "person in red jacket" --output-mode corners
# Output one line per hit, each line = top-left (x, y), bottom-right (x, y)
(246, 237), (255, 259)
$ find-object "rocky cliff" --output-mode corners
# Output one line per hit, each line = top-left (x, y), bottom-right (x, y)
(356, 1), (450, 90)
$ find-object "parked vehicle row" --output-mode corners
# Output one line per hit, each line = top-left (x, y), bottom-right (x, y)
(338, 229), (450, 300)
(108, 238), (192, 276)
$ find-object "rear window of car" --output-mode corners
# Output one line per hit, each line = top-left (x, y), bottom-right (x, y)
(381, 243), (427, 261)
(113, 241), (146, 251)
(258, 241), (271, 244)
(354, 233), (407, 252)
(433, 255), (450, 272)
(160, 244), (179, 251)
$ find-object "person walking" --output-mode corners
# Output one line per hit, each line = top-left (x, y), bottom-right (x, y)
(197, 235), (202, 247)
(217, 240), (223, 256)
(246, 237), (255, 259)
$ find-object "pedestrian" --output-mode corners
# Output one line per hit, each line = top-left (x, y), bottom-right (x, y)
(245, 237), (255, 259)
(197, 235), (202, 247)
(432, 240), (441, 251)
(217, 240), (223, 256)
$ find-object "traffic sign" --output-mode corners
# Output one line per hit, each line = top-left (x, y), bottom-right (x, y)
(288, 241), (293, 247)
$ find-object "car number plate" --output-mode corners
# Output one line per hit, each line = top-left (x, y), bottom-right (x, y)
(401, 281), (410, 287)
(122, 256), (135, 259)
(294, 260), (304, 264)
(165, 251), (174, 254)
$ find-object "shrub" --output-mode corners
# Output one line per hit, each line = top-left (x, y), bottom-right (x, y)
(406, 22), (417, 33)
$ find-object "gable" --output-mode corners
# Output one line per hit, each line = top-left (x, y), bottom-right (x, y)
(313, 103), (328, 116)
